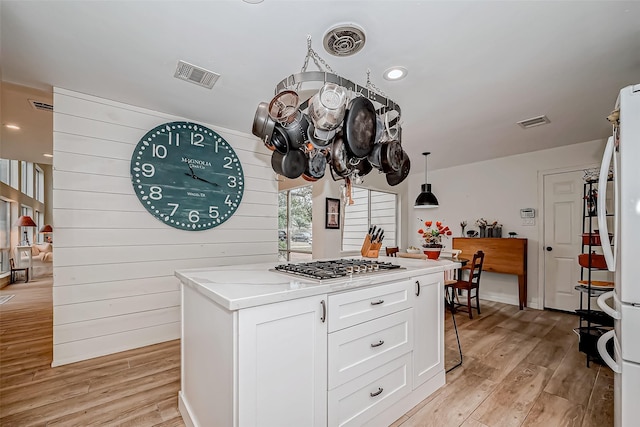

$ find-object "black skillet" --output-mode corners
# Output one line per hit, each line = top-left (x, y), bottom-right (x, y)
(386, 149), (411, 186)
(342, 97), (376, 159)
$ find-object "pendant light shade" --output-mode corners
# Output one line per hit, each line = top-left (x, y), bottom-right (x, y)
(414, 152), (439, 208)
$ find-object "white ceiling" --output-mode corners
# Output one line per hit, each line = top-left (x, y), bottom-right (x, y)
(1, 1), (639, 173)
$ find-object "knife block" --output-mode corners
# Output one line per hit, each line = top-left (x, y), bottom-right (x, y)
(361, 234), (382, 258)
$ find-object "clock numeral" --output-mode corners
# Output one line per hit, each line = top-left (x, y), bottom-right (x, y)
(224, 195), (233, 207)
(167, 203), (179, 216)
(152, 144), (167, 159)
(149, 186), (163, 200)
(141, 163), (155, 177)
(191, 133), (205, 147)
(227, 176), (237, 188)
(209, 206), (219, 219)
(223, 157), (233, 169)
(188, 210), (200, 223)
(168, 131), (180, 146)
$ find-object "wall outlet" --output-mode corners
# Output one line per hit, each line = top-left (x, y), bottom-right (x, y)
(522, 218), (535, 226)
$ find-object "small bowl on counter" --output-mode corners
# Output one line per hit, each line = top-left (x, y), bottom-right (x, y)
(406, 247), (422, 254)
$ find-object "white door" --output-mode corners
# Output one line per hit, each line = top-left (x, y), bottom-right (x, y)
(543, 170), (584, 311)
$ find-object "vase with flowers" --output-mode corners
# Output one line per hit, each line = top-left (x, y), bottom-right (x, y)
(417, 220), (452, 260)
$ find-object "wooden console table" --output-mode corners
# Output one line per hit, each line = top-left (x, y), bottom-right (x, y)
(452, 238), (528, 309)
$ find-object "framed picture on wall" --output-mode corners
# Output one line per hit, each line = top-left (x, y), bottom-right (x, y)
(325, 198), (340, 229)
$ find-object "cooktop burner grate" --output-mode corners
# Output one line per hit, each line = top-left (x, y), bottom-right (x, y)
(272, 259), (403, 281)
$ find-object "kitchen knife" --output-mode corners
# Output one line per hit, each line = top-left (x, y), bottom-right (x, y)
(378, 230), (384, 243)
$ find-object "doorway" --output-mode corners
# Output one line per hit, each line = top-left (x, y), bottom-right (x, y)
(542, 170), (585, 311)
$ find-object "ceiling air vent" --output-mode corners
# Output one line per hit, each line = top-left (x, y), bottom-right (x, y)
(29, 99), (53, 112)
(174, 60), (220, 89)
(323, 24), (366, 57)
(517, 115), (550, 129)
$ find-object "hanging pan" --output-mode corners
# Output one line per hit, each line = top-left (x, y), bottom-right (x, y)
(386, 149), (410, 186)
(342, 96), (377, 159)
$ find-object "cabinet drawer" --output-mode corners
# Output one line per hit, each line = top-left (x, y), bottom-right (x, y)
(328, 280), (412, 332)
(328, 353), (412, 427)
(328, 309), (413, 389)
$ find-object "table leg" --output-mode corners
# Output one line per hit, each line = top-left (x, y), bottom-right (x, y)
(518, 274), (527, 309)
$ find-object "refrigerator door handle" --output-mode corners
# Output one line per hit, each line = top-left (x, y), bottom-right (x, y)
(597, 329), (621, 373)
(597, 291), (621, 319)
(598, 136), (617, 272)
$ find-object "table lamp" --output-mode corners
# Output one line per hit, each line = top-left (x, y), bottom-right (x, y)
(40, 224), (53, 242)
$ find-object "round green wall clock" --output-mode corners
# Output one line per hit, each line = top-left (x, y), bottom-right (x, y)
(130, 121), (244, 231)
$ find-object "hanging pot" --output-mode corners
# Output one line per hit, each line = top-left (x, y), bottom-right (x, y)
(308, 83), (348, 132)
(343, 96), (377, 159)
(268, 90), (299, 124)
(368, 140), (403, 173)
(330, 131), (353, 178)
(386, 149), (411, 186)
(252, 102), (276, 150)
(305, 150), (327, 180)
(307, 122), (336, 148)
(271, 125), (290, 154)
(352, 157), (373, 177)
(281, 110), (310, 150)
(271, 149), (306, 179)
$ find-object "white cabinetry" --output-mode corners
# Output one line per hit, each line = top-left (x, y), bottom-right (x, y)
(180, 285), (327, 427)
(179, 268), (446, 427)
(412, 273), (444, 388)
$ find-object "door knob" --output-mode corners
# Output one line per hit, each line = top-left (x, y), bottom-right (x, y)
(546, 246), (553, 251)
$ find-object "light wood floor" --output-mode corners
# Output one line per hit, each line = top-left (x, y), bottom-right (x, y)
(0, 276), (613, 427)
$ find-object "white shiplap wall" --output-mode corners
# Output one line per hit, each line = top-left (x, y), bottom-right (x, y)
(52, 88), (277, 366)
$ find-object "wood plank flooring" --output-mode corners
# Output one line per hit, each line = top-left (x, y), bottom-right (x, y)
(1, 276), (613, 426)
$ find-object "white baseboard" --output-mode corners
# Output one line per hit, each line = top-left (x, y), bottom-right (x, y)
(481, 291), (540, 310)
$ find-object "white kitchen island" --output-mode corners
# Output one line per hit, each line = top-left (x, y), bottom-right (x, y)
(175, 257), (459, 427)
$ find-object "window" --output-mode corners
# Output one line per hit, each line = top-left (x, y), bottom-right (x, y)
(278, 186), (313, 262)
(342, 188), (397, 253)
(0, 199), (9, 274)
(20, 161), (34, 198)
(0, 159), (19, 189)
(35, 211), (43, 243)
(35, 165), (44, 202)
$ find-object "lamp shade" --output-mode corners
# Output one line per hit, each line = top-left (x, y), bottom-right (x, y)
(414, 183), (440, 208)
(40, 224), (53, 233)
(14, 215), (37, 227)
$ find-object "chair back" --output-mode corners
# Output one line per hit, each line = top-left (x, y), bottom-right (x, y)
(385, 247), (399, 257)
(10, 258), (15, 269)
(467, 251), (485, 287)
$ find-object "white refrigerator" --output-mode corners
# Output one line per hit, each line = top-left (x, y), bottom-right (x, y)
(596, 84), (640, 427)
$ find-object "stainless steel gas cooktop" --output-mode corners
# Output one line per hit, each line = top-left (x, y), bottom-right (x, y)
(272, 259), (404, 281)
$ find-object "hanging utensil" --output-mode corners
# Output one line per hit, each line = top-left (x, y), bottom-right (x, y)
(386, 149), (411, 186)
(252, 102), (277, 150)
(268, 90), (299, 124)
(308, 83), (348, 132)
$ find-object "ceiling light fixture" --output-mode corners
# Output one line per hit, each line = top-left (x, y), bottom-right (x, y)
(4, 124), (21, 130)
(383, 67), (408, 81)
(43, 153), (53, 158)
(414, 152), (439, 209)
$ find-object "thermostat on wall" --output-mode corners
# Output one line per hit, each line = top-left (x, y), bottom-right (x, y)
(520, 208), (535, 218)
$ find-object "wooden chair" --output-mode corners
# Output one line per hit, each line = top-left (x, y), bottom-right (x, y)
(446, 251), (484, 319)
(10, 258), (29, 284)
(385, 247), (399, 257)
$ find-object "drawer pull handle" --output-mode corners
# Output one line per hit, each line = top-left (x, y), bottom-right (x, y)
(320, 300), (326, 323)
(415, 280), (421, 296)
(371, 340), (385, 348)
(370, 387), (384, 397)
(370, 299), (384, 306)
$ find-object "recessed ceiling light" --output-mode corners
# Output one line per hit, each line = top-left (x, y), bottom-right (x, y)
(383, 67), (408, 81)
(43, 153), (54, 158)
(242, 0), (264, 3)
(4, 124), (20, 130)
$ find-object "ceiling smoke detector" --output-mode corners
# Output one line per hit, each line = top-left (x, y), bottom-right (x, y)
(174, 60), (220, 89)
(323, 24), (366, 57)
(517, 115), (550, 129)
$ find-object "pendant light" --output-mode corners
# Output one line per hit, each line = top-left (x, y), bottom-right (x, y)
(414, 152), (439, 208)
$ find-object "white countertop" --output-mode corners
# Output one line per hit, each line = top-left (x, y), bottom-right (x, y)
(175, 256), (460, 310)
